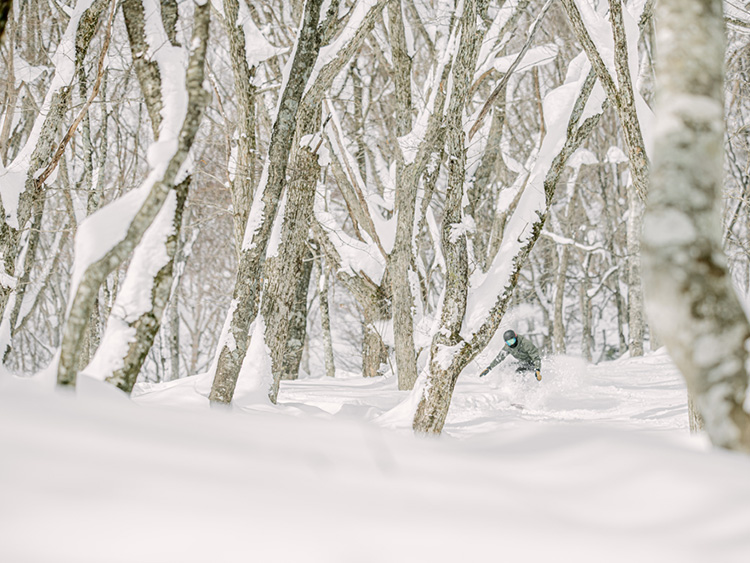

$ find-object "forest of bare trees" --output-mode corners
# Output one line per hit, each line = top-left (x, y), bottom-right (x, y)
(1, 0), (750, 448)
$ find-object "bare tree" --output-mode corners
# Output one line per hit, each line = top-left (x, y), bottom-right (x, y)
(642, 0), (750, 452)
(561, 0), (652, 356)
(57, 0), (211, 388)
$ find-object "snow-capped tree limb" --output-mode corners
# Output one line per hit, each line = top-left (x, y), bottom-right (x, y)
(57, 1), (211, 388)
(469, 0), (552, 141)
(209, 0), (327, 404)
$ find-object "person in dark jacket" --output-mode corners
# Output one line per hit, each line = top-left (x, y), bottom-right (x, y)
(479, 329), (542, 381)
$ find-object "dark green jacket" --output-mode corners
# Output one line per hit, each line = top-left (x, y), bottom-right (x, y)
(487, 334), (542, 371)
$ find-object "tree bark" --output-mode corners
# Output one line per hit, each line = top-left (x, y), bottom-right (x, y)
(104, 177), (189, 393)
(222, 0), (257, 254)
(642, 0), (750, 452)
(209, 0), (326, 404)
(414, 64), (605, 434)
(389, 0), (419, 390)
(281, 246), (314, 380)
(57, 2), (211, 387)
(264, 145), (320, 403)
(414, 0), (485, 434)
(318, 259), (336, 378)
(626, 185), (644, 356)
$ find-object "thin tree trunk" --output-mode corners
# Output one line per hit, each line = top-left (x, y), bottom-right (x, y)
(580, 255), (593, 362)
(553, 244), (569, 354)
(627, 186), (644, 356)
(281, 246), (314, 380)
(319, 260), (336, 378)
(105, 177), (189, 393)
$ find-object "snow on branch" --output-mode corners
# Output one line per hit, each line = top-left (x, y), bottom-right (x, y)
(540, 230), (605, 254)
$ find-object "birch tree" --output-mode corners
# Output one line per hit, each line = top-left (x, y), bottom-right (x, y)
(208, 0), (328, 404)
(642, 0), (750, 452)
(0, 0), (111, 358)
(57, 0), (211, 388)
(560, 0), (653, 356)
(413, 1), (609, 433)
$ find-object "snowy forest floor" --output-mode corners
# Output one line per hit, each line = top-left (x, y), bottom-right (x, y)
(3, 350), (750, 562)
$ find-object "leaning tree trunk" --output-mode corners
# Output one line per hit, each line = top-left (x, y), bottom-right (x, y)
(642, 0), (750, 452)
(89, 0), (196, 393)
(57, 2), (211, 387)
(414, 62), (606, 434)
(208, 0), (326, 404)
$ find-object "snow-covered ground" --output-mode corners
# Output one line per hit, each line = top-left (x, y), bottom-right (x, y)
(3, 350), (750, 562)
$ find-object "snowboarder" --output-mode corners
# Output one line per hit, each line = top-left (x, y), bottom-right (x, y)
(479, 329), (542, 381)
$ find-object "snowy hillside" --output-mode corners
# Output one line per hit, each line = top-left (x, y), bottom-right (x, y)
(3, 351), (750, 562)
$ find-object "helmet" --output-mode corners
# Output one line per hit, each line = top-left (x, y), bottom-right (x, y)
(503, 330), (516, 341)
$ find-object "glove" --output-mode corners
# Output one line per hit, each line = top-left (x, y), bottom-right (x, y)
(535, 369), (542, 382)
(479, 368), (490, 378)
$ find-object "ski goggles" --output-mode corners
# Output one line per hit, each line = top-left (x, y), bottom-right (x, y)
(505, 337), (517, 346)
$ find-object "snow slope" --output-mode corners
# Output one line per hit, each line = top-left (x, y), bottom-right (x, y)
(2, 351), (750, 562)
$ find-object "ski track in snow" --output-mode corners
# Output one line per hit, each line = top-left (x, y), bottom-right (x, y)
(277, 349), (689, 437)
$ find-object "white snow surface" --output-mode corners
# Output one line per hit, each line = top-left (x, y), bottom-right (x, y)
(3, 350), (750, 562)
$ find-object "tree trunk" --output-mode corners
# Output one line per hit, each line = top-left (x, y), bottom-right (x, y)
(580, 256), (593, 362)
(642, 0), (750, 452)
(222, 0), (257, 255)
(209, 0), (326, 404)
(104, 178), (189, 393)
(264, 144), (321, 403)
(414, 61), (606, 434)
(388, 0), (419, 391)
(627, 185), (644, 356)
(553, 244), (569, 354)
(57, 2), (211, 387)
(414, 0), (484, 434)
(281, 246), (314, 380)
(319, 261), (336, 378)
